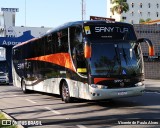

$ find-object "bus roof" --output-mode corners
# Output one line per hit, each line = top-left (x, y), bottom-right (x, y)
(13, 20), (133, 49)
(13, 37), (38, 49)
(45, 20), (132, 35)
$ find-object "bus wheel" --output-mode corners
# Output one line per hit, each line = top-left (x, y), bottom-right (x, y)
(21, 80), (29, 93)
(61, 81), (72, 103)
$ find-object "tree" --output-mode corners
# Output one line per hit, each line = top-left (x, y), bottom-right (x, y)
(111, 0), (129, 15)
(146, 18), (151, 22)
(139, 19), (145, 23)
(139, 18), (152, 23)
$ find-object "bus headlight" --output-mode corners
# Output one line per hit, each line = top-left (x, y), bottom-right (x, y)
(135, 82), (144, 86)
(90, 84), (108, 89)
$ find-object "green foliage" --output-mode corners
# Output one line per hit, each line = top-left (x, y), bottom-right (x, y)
(0, 112), (7, 119)
(139, 19), (145, 23)
(146, 18), (151, 22)
(139, 18), (152, 23)
(0, 113), (17, 128)
(111, 0), (129, 14)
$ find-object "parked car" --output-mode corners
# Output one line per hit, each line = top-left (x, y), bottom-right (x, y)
(0, 72), (9, 85)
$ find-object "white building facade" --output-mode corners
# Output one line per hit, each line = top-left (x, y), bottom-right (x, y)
(0, 8), (51, 38)
(107, 0), (160, 24)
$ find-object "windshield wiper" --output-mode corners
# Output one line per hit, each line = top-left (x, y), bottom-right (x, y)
(122, 47), (128, 65)
(121, 45), (137, 76)
(114, 44), (121, 65)
(114, 44), (122, 75)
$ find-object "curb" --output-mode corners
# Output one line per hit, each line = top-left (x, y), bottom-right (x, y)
(1, 110), (24, 128)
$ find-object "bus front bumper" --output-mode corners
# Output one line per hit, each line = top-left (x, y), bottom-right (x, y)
(88, 85), (145, 100)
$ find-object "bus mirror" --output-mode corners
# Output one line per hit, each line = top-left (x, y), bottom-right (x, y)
(137, 38), (155, 56)
(149, 45), (155, 56)
(84, 42), (92, 58)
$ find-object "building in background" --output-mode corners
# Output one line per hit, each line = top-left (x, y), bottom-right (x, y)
(0, 8), (51, 82)
(0, 8), (50, 37)
(107, 0), (160, 24)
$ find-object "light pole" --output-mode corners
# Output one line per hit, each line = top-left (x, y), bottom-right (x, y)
(25, 0), (26, 27)
(82, 0), (83, 20)
(82, 0), (86, 20)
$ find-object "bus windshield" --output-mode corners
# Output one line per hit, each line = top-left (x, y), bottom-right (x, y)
(90, 41), (143, 76)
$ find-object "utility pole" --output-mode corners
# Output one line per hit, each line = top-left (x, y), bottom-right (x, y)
(82, 0), (86, 20)
(25, 0), (26, 27)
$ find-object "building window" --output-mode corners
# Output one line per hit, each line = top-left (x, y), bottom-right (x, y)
(131, 3), (134, 8)
(157, 3), (159, 8)
(131, 11), (134, 16)
(156, 12), (159, 17)
(122, 17), (127, 20)
(148, 12), (150, 17)
(130, 20), (133, 24)
(140, 3), (142, 8)
(138, 10), (142, 16)
(148, 3), (151, 8)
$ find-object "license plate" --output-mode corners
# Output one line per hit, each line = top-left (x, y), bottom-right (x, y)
(118, 91), (127, 96)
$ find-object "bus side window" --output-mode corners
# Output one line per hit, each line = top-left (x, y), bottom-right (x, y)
(57, 29), (68, 52)
(70, 26), (83, 51)
(52, 33), (58, 53)
(70, 26), (86, 74)
(44, 35), (54, 55)
(30, 39), (45, 58)
(13, 48), (21, 60)
(73, 44), (87, 74)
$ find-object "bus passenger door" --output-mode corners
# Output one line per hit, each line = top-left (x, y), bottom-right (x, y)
(73, 44), (87, 75)
(70, 26), (87, 98)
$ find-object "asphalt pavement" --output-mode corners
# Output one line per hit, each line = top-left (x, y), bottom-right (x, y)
(0, 79), (160, 128)
(145, 79), (160, 92)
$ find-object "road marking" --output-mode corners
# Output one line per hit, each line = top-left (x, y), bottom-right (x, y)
(13, 95), (18, 96)
(77, 125), (87, 128)
(25, 99), (37, 104)
(44, 107), (61, 115)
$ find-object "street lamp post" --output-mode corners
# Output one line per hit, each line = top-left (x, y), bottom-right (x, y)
(82, 0), (86, 20)
(25, 0), (26, 26)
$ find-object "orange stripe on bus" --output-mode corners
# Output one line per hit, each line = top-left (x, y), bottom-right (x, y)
(94, 78), (116, 84)
(27, 53), (75, 72)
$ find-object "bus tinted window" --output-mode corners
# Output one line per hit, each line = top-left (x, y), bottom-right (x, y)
(57, 29), (68, 52)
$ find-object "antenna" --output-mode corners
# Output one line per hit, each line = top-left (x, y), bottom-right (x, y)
(82, 0), (86, 20)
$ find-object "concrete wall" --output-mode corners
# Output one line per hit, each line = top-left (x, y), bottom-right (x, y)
(144, 62), (160, 79)
(134, 24), (160, 79)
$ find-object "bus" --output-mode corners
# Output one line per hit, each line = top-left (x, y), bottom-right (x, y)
(12, 20), (154, 103)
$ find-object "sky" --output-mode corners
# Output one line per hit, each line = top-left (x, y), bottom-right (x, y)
(0, 0), (107, 28)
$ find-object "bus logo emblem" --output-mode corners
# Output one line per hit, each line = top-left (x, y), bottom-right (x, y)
(84, 26), (91, 35)
(120, 82), (125, 87)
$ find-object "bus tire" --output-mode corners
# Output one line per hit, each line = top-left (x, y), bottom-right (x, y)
(21, 79), (29, 93)
(61, 81), (72, 103)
